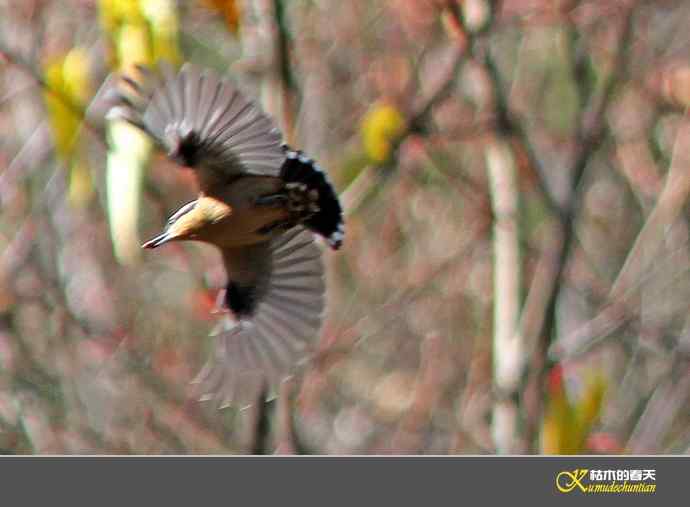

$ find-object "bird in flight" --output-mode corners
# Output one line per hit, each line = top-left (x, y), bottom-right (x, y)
(107, 62), (344, 409)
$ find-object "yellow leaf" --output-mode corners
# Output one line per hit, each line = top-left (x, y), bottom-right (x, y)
(44, 51), (89, 157)
(142, 0), (181, 64)
(99, 0), (146, 33)
(541, 365), (578, 454)
(43, 48), (94, 208)
(99, 0), (149, 69)
(62, 48), (91, 104)
(98, 0), (120, 34)
(117, 23), (153, 68)
(44, 59), (75, 160)
(69, 160), (94, 208)
(574, 372), (607, 449)
(361, 103), (405, 164)
(541, 366), (607, 454)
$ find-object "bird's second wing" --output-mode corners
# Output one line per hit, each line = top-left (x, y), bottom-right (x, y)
(193, 226), (325, 409)
(107, 62), (285, 191)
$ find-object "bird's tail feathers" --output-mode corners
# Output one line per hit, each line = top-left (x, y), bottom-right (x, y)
(281, 146), (345, 250)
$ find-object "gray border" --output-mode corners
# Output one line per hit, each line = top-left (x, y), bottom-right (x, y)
(0, 456), (685, 506)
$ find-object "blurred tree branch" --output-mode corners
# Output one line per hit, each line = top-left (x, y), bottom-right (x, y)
(523, 0), (638, 451)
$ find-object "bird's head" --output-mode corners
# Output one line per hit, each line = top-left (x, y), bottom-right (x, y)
(142, 209), (205, 249)
(142, 198), (230, 249)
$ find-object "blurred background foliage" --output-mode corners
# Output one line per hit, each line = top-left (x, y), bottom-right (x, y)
(0, 0), (689, 454)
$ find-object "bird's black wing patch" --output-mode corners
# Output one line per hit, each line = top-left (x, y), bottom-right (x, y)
(224, 282), (259, 318)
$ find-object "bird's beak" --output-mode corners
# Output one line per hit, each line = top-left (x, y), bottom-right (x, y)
(142, 231), (175, 249)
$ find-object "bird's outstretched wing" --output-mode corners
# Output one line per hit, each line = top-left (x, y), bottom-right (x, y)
(107, 62), (285, 192)
(193, 226), (325, 409)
